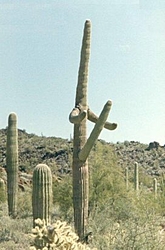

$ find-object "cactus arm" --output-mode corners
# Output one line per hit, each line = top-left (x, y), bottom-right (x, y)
(79, 100), (112, 162)
(87, 108), (117, 130)
(69, 106), (87, 124)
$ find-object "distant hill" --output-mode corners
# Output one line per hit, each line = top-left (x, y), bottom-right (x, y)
(0, 128), (72, 175)
(1, 128), (165, 182)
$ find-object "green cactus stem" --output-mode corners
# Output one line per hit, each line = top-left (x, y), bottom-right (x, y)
(6, 112), (18, 218)
(153, 178), (157, 198)
(79, 100), (112, 161)
(32, 164), (52, 227)
(70, 20), (91, 240)
(87, 108), (117, 130)
(134, 162), (139, 192)
(125, 167), (129, 190)
(0, 178), (6, 202)
(69, 20), (117, 240)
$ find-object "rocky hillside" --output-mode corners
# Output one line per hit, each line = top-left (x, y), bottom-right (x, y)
(113, 140), (165, 177)
(0, 128), (165, 184)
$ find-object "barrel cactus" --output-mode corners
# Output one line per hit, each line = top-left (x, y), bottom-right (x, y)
(32, 164), (52, 227)
(6, 112), (18, 218)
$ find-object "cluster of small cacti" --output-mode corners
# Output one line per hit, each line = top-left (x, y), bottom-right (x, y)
(30, 218), (97, 250)
(125, 162), (158, 196)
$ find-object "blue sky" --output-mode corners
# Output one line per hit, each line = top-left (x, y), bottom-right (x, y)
(0, 1), (165, 144)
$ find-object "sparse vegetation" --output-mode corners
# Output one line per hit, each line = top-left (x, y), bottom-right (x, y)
(1, 129), (165, 249)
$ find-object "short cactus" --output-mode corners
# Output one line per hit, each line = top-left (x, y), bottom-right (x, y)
(6, 112), (18, 217)
(32, 164), (52, 227)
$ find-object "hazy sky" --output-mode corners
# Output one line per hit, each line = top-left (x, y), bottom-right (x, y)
(0, 1), (165, 144)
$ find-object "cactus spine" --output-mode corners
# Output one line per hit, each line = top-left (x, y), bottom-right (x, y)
(6, 112), (18, 218)
(134, 162), (139, 192)
(69, 20), (117, 239)
(32, 164), (52, 227)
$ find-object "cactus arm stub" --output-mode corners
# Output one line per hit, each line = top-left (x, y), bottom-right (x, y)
(69, 105), (87, 124)
(87, 108), (117, 130)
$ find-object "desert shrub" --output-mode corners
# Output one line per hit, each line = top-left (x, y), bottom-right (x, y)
(88, 196), (165, 250)
(52, 140), (127, 221)
(52, 140), (126, 221)
(52, 175), (73, 221)
(17, 189), (32, 218)
(88, 141), (127, 216)
(0, 206), (32, 249)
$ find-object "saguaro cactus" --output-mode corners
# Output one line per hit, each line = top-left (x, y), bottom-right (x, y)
(6, 112), (18, 218)
(153, 178), (157, 198)
(134, 162), (139, 192)
(32, 164), (52, 227)
(0, 178), (5, 202)
(125, 167), (129, 190)
(69, 20), (117, 239)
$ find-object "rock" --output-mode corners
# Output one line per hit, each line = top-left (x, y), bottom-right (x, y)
(146, 141), (160, 151)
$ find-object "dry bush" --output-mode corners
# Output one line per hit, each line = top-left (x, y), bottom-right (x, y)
(0, 202), (32, 249)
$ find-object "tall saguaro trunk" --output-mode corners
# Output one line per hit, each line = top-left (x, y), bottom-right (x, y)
(69, 20), (117, 239)
(134, 162), (139, 192)
(6, 112), (18, 218)
(72, 20), (90, 240)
